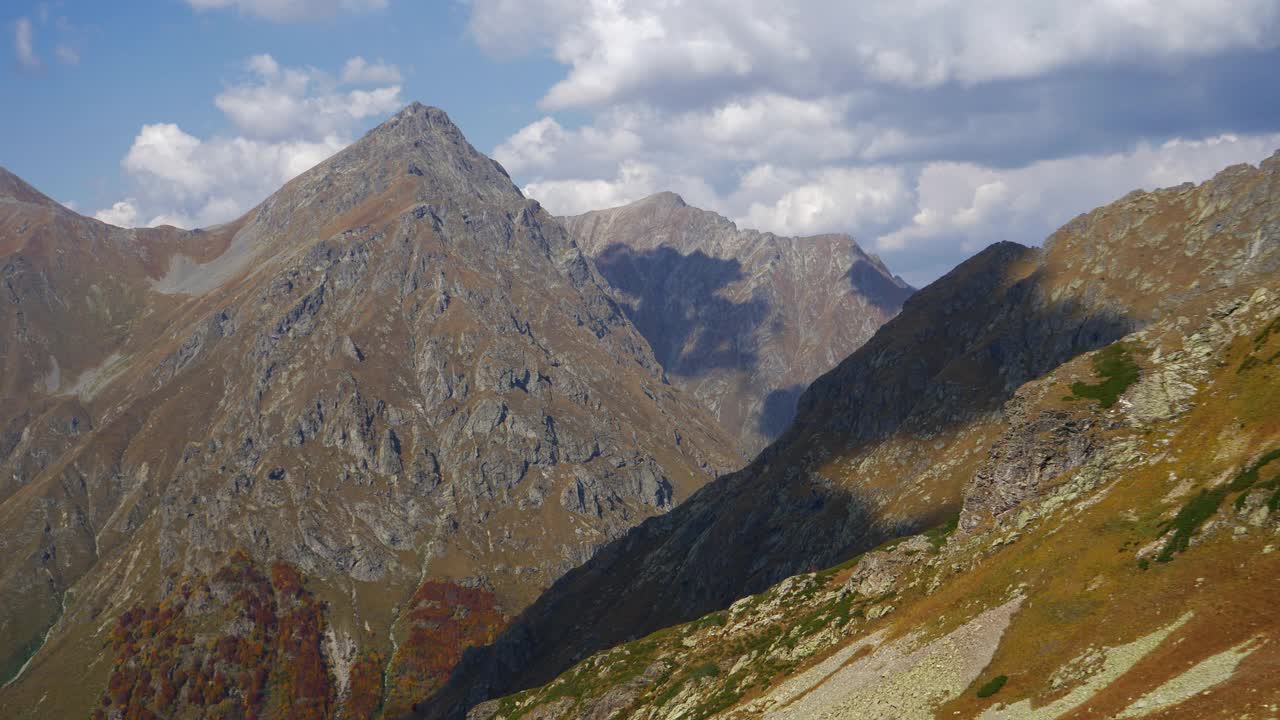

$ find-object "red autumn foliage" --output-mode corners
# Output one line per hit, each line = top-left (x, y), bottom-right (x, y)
(93, 551), (341, 720)
(340, 650), (386, 719)
(268, 583), (333, 720)
(382, 580), (507, 717)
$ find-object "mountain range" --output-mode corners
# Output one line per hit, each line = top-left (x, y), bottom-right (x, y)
(1, 102), (1277, 720)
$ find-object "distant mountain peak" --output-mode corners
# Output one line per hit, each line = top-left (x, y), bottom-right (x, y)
(638, 191), (688, 209)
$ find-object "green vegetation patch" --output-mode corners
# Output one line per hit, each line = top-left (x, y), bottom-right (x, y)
(1069, 343), (1140, 408)
(691, 610), (729, 631)
(1267, 478), (1280, 513)
(1228, 448), (1280, 493)
(1159, 449), (1280, 562)
(0, 629), (51, 686)
(976, 674), (1008, 698)
(1252, 314), (1280, 348)
(1157, 487), (1227, 562)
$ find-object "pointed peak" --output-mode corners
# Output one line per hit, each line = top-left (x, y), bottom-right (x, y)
(255, 102), (522, 225)
(637, 191), (687, 209)
(356, 102), (468, 153)
(387, 102), (457, 129)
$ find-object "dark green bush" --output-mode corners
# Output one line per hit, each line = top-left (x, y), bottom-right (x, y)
(1157, 488), (1226, 562)
(1069, 343), (1140, 408)
(976, 674), (1008, 698)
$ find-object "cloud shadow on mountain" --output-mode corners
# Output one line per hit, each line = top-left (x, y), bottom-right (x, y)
(592, 243), (770, 379)
(757, 383), (805, 440)
(848, 258), (915, 313)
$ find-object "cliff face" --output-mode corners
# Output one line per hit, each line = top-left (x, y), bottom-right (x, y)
(562, 193), (911, 456)
(423, 152), (1280, 719)
(0, 104), (741, 718)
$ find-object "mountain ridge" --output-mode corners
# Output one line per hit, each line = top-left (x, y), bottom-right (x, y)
(561, 193), (912, 455)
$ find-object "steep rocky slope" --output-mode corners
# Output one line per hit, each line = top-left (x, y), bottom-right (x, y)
(0, 104), (740, 718)
(562, 193), (912, 455)
(421, 153), (1280, 718)
(470, 285), (1280, 720)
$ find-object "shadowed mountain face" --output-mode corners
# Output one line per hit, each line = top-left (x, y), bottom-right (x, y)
(420, 154), (1280, 719)
(0, 104), (741, 718)
(562, 193), (913, 456)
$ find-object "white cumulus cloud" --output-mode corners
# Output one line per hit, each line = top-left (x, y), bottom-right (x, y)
(94, 200), (141, 227)
(213, 53), (402, 141)
(735, 165), (913, 239)
(93, 54), (401, 228)
(471, 0), (1280, 284)
(874, 133), (1280, 284)
(341, 56), (401, 84)
(54, 43), (78, 65)
(470, 0), (1280, 111)
(522, 161), (720, 217)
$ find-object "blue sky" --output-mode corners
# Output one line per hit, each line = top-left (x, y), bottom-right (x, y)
(3, 1), (564, 215)
(5, 1), (1280, 285)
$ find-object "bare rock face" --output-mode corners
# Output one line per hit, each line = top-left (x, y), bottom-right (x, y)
(844, 535), (933, 598)
(959, 397), (1100, 532)
(562, 193), (912, 456)
(0, 104), (740, 716)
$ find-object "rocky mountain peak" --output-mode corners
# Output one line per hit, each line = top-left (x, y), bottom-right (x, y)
(636, 191), (688, 210)
(354, 102), (495, 172)
(245, 102), (523, 240)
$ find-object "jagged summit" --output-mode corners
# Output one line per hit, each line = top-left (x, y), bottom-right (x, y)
(355, 102), (493, 166)
(247, 102), (523, 238)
